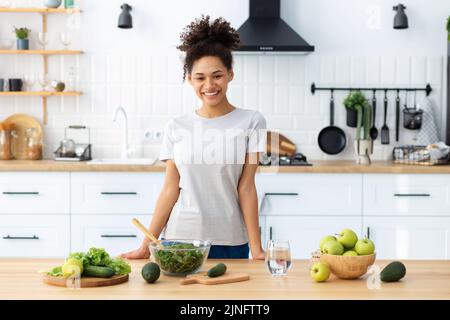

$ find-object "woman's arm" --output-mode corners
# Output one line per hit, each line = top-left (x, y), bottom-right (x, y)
(121, 160), (180, 259)
(238, 153), (265, 260)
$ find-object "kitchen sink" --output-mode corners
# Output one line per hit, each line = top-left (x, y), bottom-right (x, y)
(87, 158), (157, 165)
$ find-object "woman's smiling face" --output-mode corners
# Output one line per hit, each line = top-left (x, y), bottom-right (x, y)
(188, 56), (234, 107)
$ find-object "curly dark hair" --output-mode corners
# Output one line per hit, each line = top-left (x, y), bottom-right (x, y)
(177, 15), (241, 81)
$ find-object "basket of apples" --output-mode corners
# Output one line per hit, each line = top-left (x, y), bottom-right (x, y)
(310, 229), (376, 281)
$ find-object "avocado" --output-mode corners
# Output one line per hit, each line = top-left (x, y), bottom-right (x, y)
(380, 261), (406, 282)
(207, 263), (227, 278)
(83, 265), (115, 278)
(142, 262), (160, 283)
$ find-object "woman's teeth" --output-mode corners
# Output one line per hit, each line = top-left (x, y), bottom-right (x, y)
(203, 91), (219, 96)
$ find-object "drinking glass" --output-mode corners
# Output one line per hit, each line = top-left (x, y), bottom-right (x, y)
(60, 32), (72, 50)
(23, 73), (35, 91)
(265, 240), (292, 276)
(38, 73), (49, 91)
(37, 32), (49, 50)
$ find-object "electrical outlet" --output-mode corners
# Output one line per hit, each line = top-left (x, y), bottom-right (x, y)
(143, 129), (163, 142)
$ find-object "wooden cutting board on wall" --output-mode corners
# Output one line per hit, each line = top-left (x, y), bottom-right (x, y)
(266, 131), (296, 156)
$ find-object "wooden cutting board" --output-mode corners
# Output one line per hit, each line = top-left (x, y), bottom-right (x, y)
(180, 272), (250, 285)
(43, 274), (129, 288)
(267, 131), (296, 156)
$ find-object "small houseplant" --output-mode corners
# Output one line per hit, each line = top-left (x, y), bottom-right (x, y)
(446, 16), (450, 41)
(354, 101), (373, 165)
(14, 27), (31, 50)
(343, 91), (369, 127)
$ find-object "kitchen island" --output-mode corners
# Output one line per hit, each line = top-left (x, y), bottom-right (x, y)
(1, 259), (449, 300)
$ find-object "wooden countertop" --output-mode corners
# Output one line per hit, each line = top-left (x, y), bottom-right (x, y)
(1, 159), (450, 173)
(1, 259), (449, 300)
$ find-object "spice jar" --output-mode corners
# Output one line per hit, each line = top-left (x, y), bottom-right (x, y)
(0, 122), (14, 160)
(25, 127), (43, 160)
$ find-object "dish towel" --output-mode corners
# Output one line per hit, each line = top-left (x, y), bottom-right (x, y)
(416, 96), (440, 145)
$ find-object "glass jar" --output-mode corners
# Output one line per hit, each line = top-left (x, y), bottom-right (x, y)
(25, 127), (43, 160)
(0, 123), (14, 160)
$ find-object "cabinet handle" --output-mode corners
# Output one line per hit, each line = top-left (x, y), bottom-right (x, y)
(100, 234), (137, 238)
(100, 192), (138, 195)
(2, 192), (39, 195)
(394, 193), (431, 197)
(265, 192), (299, 196)
(269, 226), (273, 241)
(3, 235), (39, 240)
(366, 227), (370, 239)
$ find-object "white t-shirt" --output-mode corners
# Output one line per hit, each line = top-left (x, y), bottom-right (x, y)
(159, 107), (267, 245)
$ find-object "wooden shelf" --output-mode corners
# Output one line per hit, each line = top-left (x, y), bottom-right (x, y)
(0, 50), (83, 55)
(0, 91), (82, 97)
(0, 8), (81, 14)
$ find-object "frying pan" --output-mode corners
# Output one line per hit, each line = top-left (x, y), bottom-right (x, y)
(318, 91), (347, 155)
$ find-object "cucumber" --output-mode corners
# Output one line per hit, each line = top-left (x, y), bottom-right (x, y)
(380, 261), (406, 282)
(83, 265), (115, 278)
(207, 263), (227, 278)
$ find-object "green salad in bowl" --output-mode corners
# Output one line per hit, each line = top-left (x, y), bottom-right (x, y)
(149, 240), (211, 276)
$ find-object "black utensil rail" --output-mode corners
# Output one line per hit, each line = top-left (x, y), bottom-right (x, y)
(310, 83), (432, 96)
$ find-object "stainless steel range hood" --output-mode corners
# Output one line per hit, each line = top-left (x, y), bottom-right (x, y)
(236, 0), (314, 53)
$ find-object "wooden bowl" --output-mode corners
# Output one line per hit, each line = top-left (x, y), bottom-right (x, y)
(320, 253), (376, 279)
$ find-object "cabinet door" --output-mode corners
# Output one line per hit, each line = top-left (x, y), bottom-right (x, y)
(256, 173), (362, 216)
(265, 216), (362, 259)
(71, 172), (164, 214)
(71, 214), (152, 257)
(363, 174), (450, 216)
(363, 217), (450, 260)
(0, 215), (70, 258)
(0, 172), (70, 214)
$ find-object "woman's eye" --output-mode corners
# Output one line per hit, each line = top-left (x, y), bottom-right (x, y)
(195, 78), (204, 81)
(214, 75), (222, 79)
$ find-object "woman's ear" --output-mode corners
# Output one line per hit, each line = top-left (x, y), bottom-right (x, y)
(187, 73), (193, 85)
(228, 69), (234, 82)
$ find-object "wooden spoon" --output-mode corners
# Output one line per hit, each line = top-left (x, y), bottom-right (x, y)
(131, 218), (161, 247)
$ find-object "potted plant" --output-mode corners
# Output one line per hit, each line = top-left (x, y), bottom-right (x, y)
(14, 27), (31, 50)
(354, 102), (373, 165)
(447, 16), (450, 41)
(343, 91), (369, 127)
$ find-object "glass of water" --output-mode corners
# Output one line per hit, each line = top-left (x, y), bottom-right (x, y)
(265, 240), (292, 276)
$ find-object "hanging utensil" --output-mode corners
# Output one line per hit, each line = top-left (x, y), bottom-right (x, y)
(381, 90), (390, 144)
(395, 90), (400, 142)
(369, 90), (378, 140)
(317, 90), (347, 155)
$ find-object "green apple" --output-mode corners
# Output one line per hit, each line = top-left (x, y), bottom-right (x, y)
(354, 238), (375, 255)
(343, 250), (358, 256)
(319, 235), (337, 251)
(310, 262), (330, 282)
(62, 258), (83, 278)
(322, 240), (344, 255)
(336, 228), (358, 249)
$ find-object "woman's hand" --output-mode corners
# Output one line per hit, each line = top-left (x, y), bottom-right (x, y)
(251, 248), (266, 260)
(121, 245), (150, 259)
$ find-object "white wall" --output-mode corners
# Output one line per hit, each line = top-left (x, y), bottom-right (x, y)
(0, 0), (449, 160)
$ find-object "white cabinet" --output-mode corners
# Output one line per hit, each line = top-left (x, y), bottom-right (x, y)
(0, 172), (70, 214)
(363, 217), (450, 260)
(0, 215), (70, 257)
(71, 172), (164, 214)
(71, 214), (151, 257)
(363, 174), (450, 216)
(256, 173), (362, 216)
(264, 216), (363, 259)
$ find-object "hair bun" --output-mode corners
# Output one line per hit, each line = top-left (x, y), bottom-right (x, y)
(178, 15), (241, 51)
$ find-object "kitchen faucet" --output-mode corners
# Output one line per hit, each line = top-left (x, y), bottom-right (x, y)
(112, 106), (129, 159)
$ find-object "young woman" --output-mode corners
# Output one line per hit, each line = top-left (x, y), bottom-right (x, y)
(122, 15), (266, 260)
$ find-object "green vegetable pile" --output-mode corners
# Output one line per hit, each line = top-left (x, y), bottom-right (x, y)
(46, 247), (131, 277)
(154, 243), (205, 274)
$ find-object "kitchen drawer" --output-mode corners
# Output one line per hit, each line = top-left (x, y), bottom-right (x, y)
(256, 173), (362, 216)
(0, 172), (70, 214)
(363, 174), (450, 216)
(71, 214), (151, 257)
(0, 215), (70, 258)
(71, 172), (164, 214)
